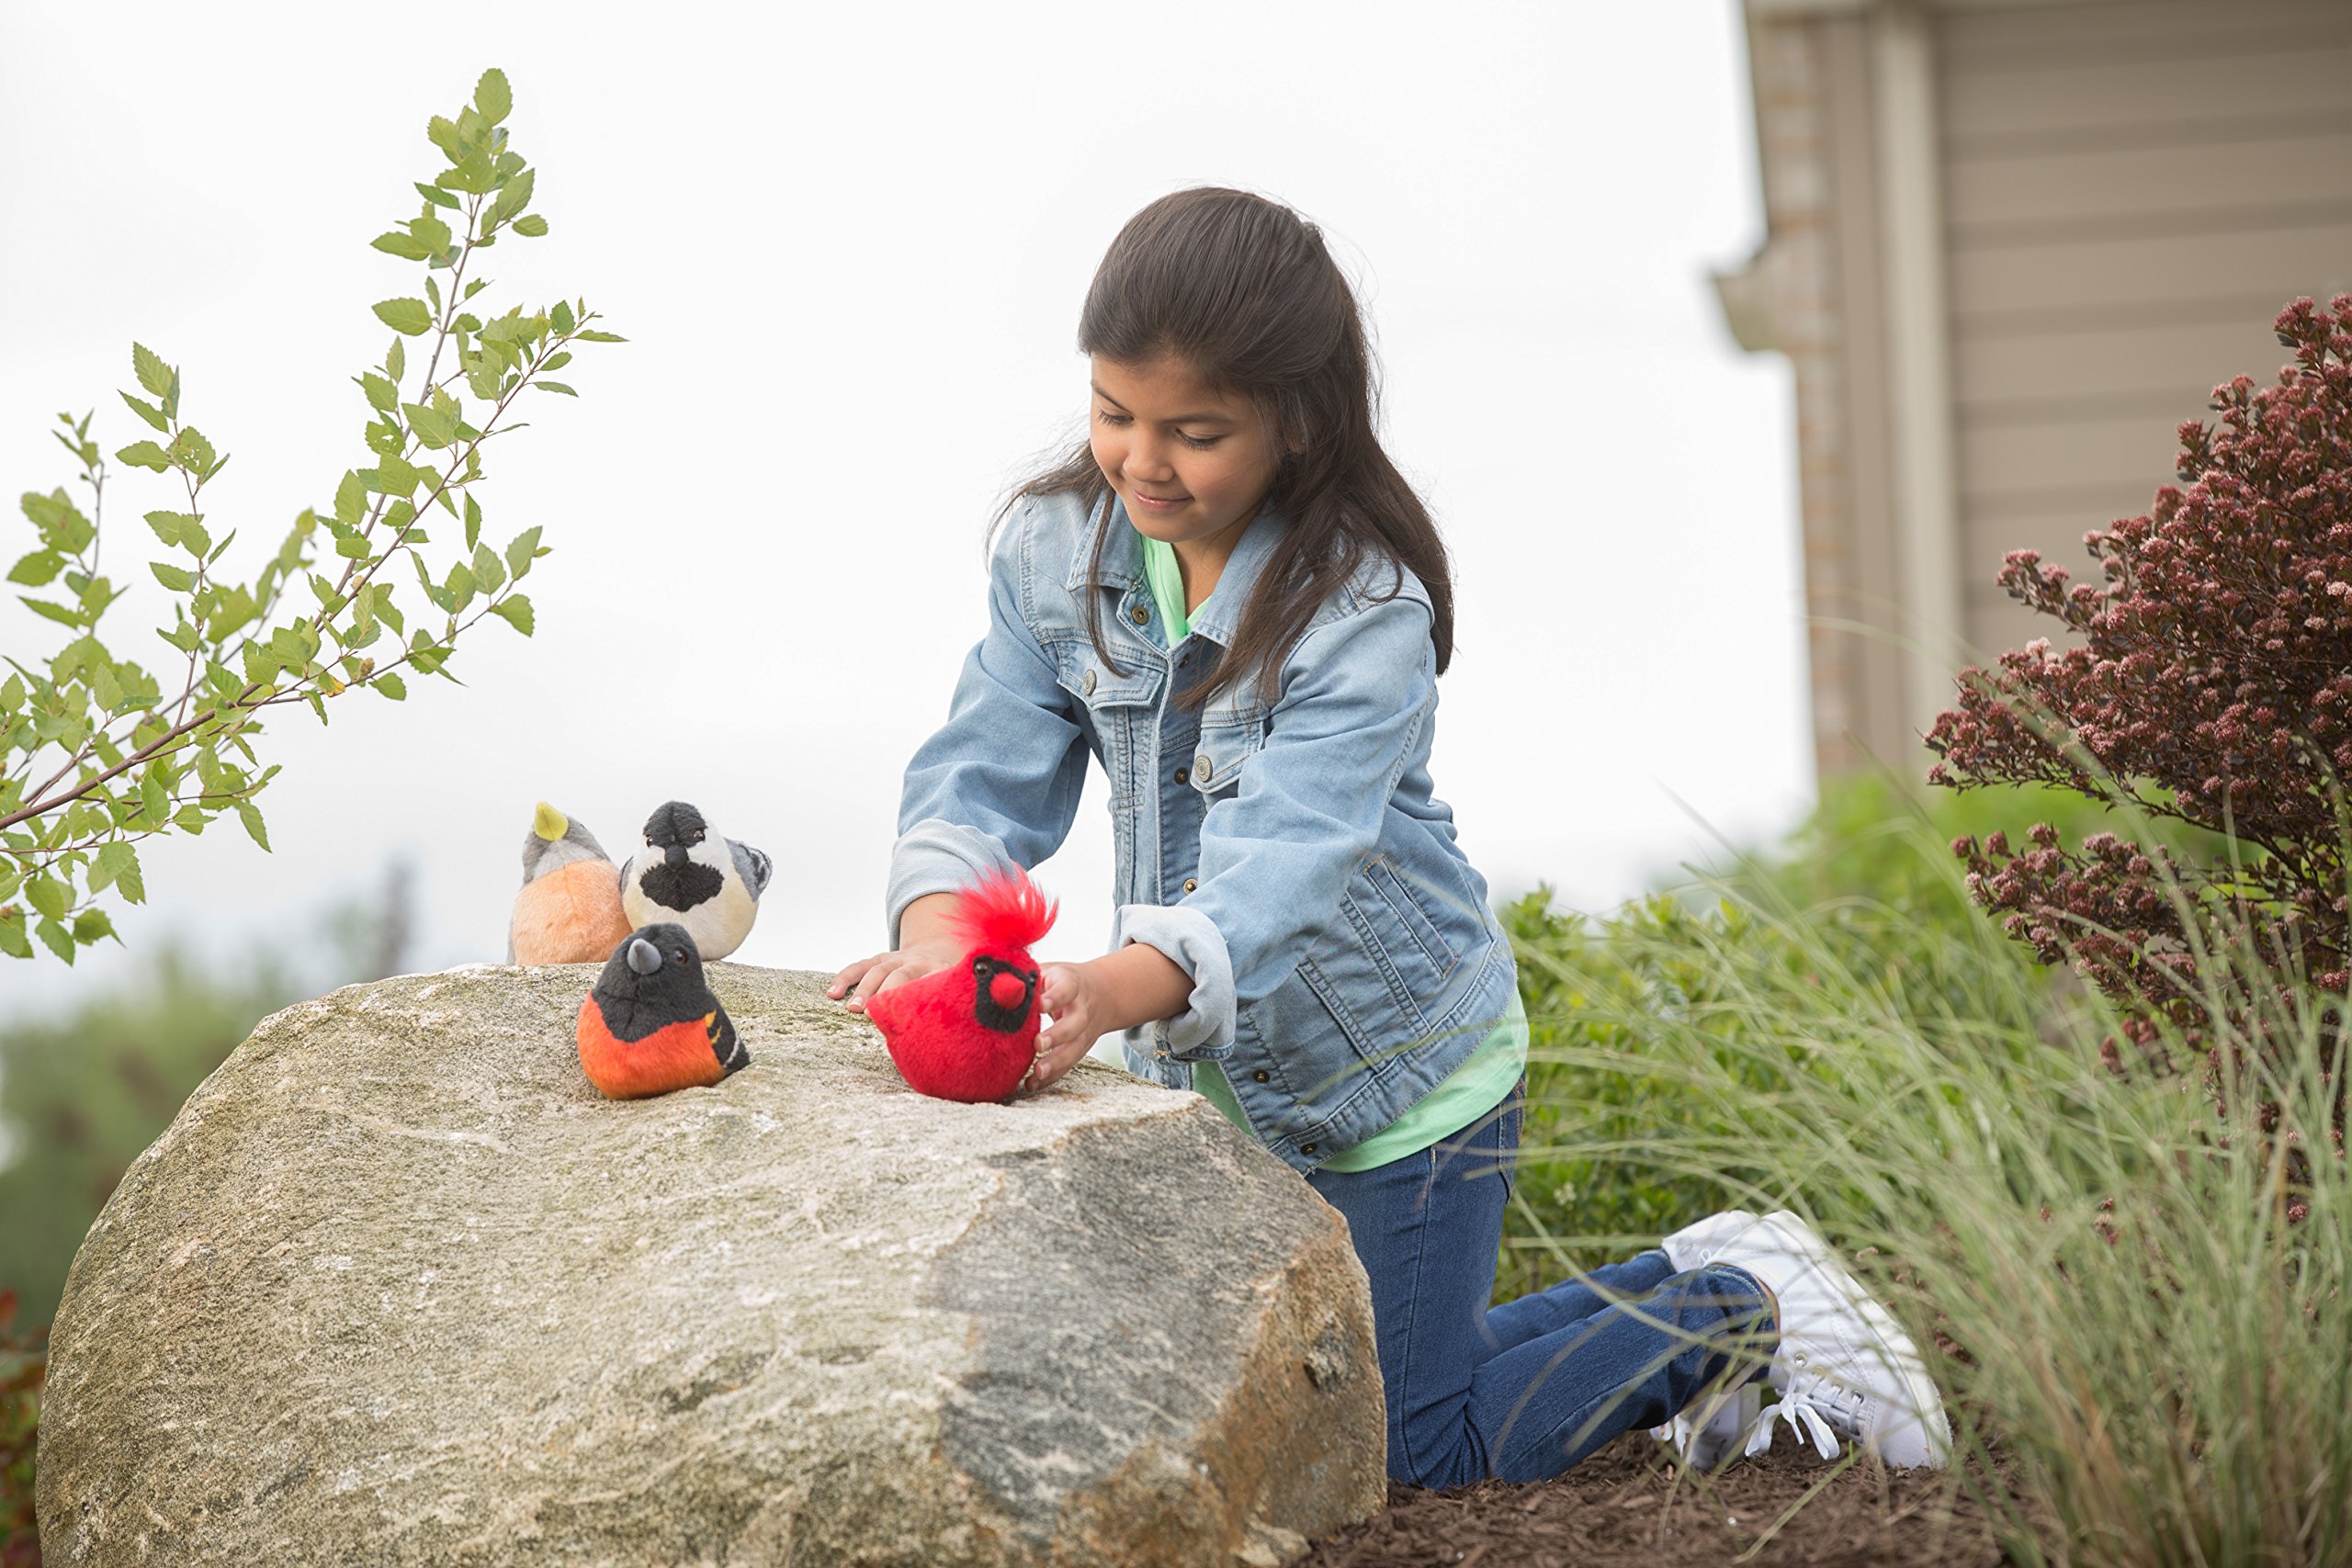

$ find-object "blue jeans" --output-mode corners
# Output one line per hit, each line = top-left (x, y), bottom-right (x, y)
(1307, 1083), (1776, 1487)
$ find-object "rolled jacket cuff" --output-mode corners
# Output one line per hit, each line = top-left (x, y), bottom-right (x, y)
(1114, 901), (1236, 1061)
(887, 818), (1013, 947)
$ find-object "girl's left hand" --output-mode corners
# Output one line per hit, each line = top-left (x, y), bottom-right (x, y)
(1025, 963), (1104, 1094)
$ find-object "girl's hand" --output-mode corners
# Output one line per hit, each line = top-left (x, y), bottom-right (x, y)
(828, 939), (960, 1013)
(1025, 962), (1106, 1093)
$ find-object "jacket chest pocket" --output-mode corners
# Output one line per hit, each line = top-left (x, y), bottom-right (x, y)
(1186, 701), (1264, 799)
(1052, 644), (1162, 800)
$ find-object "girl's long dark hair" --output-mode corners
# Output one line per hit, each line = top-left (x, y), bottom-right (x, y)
(1005, 186), (1453, 710)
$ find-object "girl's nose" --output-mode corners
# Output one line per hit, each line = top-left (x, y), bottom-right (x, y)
(1125, 432), (1176, 482)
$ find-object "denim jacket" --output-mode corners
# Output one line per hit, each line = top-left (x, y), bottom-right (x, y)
(887, 488), (1517, 1173)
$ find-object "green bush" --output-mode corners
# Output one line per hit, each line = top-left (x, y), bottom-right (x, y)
(1501, 775), (2103, 1290)
(0, 947), (299, 1330)
(1507, 773), (2352, 1565)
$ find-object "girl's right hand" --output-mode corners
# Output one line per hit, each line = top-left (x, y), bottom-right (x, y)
(827, 940), (961, 1012)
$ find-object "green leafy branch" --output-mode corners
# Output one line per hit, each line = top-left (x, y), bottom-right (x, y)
(0, 68), (621, 964)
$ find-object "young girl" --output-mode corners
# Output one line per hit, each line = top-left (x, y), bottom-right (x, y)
(830, 187), (1947, 1486)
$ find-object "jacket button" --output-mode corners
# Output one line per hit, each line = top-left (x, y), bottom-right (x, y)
(1301, 1143), (1318, 1156)
(1182, 877), (1198, 895)
(1251, 1069), (1269, 1083)
(1194, 753), (1213, 781)
(1178, 652), (1191, 668)
(1081, 668), (1097, 696)
(1130, 605), (1150, 626)
(1173, 767), (1188, 784)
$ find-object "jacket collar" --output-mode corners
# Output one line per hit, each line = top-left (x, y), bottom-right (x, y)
(1064, 491), (1289, 649)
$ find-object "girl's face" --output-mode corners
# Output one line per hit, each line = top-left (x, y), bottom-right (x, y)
(1089, 354), (1286, 555)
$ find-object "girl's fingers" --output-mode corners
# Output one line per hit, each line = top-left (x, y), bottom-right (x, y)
(827, 955), (882, 997)
(846, 954), (906, 1010)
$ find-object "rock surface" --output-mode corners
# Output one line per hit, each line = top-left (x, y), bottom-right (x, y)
(36, 964), (1385, 1566)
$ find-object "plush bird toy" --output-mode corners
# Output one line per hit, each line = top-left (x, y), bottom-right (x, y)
(508, 801), (635, 964)
(619, 801), (771, 962)
(866, 867), (1057, 1103)
(575, 923), (749, 1099)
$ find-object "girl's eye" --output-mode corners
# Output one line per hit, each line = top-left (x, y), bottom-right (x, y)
(1177, 431), (1221, 450)
(1095, 409), (1131, 427)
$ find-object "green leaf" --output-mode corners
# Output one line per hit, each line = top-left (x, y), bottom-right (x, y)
(107, 840), (145, 903)
(374, 454), (424, 497)
(413, 213), (453, 254)
(487, 166), (536, 228)
(22, 600), (82, 627)
(464, 492), (483, 551)
(474, 68), (513, 125)
(534, 381), (576, 397)
(511, 213), (548, 238)
(373, 298), (434, 336)
(425, 114), (463, 161)
(119, 390), (170, 432)
(550, 300), (575, 335)
(25, 874), (68, 921)
(491, 593), (534, 636)
(414, 180), (459, 209)
(503, 525), (542, 580)
(374, 671), (407, 701)
(143, 511), (193, 547)
(114, 440), (171, 472)
(471, 542), (504, 593)
(402, 400), (458, 450)
(73, 908), (118, 945)
(359, 373), (400, 413)
(0, 911), (29, 960)
(179, 515), (212, 557)
(35, 918), (74, 964)
(574, 329), (626, 343)
(131, 341), (175, 398)
(6, 551), (62, 586)
(370, 230), (431, 261)
(335, 470), (367, 527)
(150, 561), (195, 592)
(237, 800), (271, 852)
(387, 337), (406, 381)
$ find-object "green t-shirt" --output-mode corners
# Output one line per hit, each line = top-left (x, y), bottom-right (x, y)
(1136, 529), (1526, 1170)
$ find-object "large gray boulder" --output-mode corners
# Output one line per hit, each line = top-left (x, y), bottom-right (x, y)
(36, 964), (1385, 1566)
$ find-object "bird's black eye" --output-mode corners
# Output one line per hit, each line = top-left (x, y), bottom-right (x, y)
(674, 948), (691, 966)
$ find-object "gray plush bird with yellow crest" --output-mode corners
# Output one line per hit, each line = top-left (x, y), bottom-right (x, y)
(507, 801), (635, 964)
(618, 800), (772, 962)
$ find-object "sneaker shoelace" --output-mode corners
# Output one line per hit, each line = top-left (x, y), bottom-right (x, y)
(1749, 1369), (1869, 1461)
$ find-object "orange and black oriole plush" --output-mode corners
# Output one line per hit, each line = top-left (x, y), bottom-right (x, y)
(575, 923), (748, 1099)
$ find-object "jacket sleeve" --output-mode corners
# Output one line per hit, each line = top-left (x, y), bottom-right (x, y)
(886, 514), (1091, 947)
(1120, 592), (1436, 1059)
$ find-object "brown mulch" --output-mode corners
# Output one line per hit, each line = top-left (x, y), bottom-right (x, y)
(1300, 1434), (2030, 1568)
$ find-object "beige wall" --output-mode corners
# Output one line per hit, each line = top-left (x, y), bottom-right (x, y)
(1729, 0), (2352, 779)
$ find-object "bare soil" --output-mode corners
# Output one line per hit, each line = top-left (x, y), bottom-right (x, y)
(1300, 1434), (2025, 1568)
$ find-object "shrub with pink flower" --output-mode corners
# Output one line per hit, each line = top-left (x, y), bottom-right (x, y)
(1928, 296), (2352, 1105)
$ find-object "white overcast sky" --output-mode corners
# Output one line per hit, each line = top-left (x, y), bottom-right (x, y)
(1, 1), (1808, 1017)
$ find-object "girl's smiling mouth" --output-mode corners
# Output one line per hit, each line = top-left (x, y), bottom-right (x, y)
(1128, 489), (1189, 511)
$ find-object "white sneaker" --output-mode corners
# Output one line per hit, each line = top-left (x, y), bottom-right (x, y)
(1653, 1379), (1764, 1471)
(1660, 1208), (1765, 1275)
(1652, 1210), (1768, 1466)
(1673, 1210), (1951, 1469)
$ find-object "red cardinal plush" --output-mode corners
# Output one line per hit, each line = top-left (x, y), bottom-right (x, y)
(576, 923), (748, 1099)
(867, 867), (1057, 1103)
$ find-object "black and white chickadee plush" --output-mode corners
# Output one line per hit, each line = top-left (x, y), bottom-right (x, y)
(619, 801), (772, 962)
